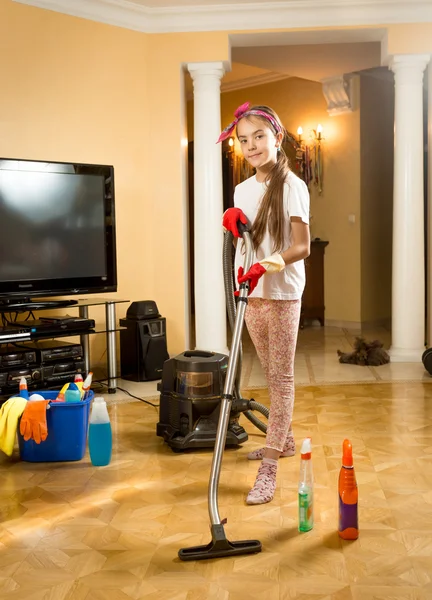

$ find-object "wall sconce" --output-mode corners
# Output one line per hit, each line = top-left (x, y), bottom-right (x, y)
(294, 124), (324, 195)
(222, 136), (235, 156)
(297, 126), (303, 144)
(294, 125), (312, 188)
(313, 125), (323, 195)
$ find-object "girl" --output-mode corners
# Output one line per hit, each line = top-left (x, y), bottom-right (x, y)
(219, 102), (310, 505)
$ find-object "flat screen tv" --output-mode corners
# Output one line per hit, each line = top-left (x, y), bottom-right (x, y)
(0, 158), (117, 307)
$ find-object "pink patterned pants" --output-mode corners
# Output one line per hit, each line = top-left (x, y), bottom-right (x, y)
(245, 298), (301, 452)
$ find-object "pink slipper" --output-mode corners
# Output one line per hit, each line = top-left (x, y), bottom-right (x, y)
(246, 458), (278, 505)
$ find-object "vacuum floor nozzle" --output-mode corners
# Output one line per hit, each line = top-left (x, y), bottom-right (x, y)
(178, 524), (261, 561)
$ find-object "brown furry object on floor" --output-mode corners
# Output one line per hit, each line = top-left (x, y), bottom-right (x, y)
(337, 337), (390, 366)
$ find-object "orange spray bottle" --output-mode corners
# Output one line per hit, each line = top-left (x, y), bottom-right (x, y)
(338, 439), (359, 540)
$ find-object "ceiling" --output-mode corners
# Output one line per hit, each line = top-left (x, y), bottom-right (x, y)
(14, 0), (432, 35)
(232, 42), (381, 83)
(230, 28), (387, 47)
(228, 28), (385, 83)
(98, 0), (418, 7)
(117, 0), (347, 5)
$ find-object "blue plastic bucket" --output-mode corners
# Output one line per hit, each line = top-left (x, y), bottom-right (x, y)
(17, 391), (94, 462)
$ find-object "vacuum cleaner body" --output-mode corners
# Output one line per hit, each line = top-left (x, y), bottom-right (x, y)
(423, 347), (432, 375)
(157, 350), (248, 451)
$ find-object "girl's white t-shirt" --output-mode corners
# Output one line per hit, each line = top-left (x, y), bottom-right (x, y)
(234, 170), (310, 301)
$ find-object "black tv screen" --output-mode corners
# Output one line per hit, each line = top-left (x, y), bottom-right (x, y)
(0, 158), (117, 300)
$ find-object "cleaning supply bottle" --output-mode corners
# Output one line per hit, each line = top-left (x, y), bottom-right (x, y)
(298, 437), (314, 532)
(64, 382), (81, 403)
(82, 372), (93, 400)
(338, 439), (359, 540)
(88, 397), (112, 467)
(54, 382), (68, 402)
(19, 376), (29, 400)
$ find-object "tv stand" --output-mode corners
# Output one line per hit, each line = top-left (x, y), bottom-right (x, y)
(0, 297), (129, 393)
(0, 299), (78, 311)
(77, 299), (126, 393)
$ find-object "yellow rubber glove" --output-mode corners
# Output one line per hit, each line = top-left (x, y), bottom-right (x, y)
(0, 397), (28, 456)
(259, 253), (286, 273)
(0, 400), (13, 452)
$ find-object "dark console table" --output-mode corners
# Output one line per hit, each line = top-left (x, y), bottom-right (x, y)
(0, 298), (129, 393)
(300, 240), (329, 328)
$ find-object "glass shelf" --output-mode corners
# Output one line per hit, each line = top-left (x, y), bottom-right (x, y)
(0, 297), (129, 314)
(66, 298), (129, 308)
(0, 326), (126, 344)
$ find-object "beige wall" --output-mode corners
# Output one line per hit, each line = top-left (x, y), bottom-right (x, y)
(0, 0), (151, 363)
(0, 0), (230, 358)
(217, 76), (362, 324)
(386, 23), (432, 55)
(360, 74), (394, 324)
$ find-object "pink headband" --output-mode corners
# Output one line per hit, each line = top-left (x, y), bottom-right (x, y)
(217, 102), (282, 143)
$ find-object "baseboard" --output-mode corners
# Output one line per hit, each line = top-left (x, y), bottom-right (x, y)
(324, 319), (362, 329)
(363, 317), (391, 330)
(324, 318), (391, 330)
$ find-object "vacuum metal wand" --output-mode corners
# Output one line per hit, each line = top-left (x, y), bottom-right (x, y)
(208, 229), (253, 526)
(179, 222), (262, 560)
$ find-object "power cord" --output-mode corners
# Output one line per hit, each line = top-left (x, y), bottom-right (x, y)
(2, 311), (34, 326)
(94, 378), (159, 408)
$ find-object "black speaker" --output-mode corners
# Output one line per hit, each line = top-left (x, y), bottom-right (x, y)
(126, 300), (160, 321)
(120, 316), (169, 382)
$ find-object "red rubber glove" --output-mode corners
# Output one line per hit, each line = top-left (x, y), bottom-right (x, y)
(222, 207), (247, 238)
(234, 253), (286, 296)
(235, 264), (266, 296)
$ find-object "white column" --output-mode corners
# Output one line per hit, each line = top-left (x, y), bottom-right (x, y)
(428, 60), (432, 347)
(390, 54), (430, 362)
(188, 62), (228, 355)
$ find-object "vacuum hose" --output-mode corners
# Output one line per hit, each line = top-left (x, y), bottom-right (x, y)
(222, 230), (269, 433)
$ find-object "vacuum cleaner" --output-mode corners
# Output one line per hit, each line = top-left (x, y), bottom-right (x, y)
(176, 220), (263, 560)
(423, 347), (432, 375)
(156, 226), (269, 452)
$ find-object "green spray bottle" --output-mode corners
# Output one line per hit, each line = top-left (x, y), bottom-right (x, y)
(298, 437), (314, 532)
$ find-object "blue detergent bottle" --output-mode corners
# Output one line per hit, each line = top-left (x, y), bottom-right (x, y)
(88, 397), (112, 466)
(64, 382), (81, 403)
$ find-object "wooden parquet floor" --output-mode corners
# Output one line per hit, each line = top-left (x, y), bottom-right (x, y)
(2, 382), (432, 599)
